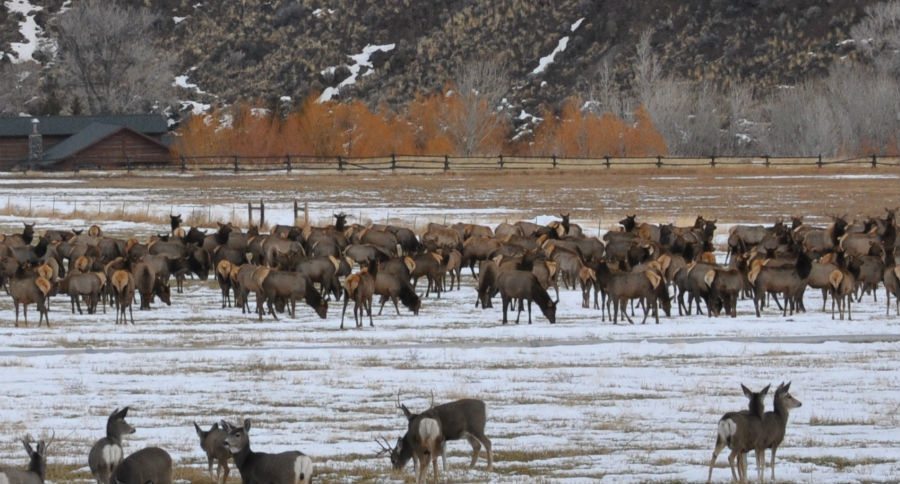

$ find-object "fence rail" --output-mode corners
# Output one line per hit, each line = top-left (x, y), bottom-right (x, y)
(4, 153), (900, 173)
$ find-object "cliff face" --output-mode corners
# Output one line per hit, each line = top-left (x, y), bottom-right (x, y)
(1, 0), (876, 113)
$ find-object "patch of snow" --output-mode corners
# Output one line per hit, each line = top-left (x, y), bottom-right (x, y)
(532, 35), (570, 75)
(836, 39), (855, 47)
(279, 96), (292, 102)
(570, 17), (585, 31)
(174, 74), (207, 95)
(5, 0), (46, 63)
(540, 81), (547, 88)
(180, 100), (211, 116)
(173, 16), (187, 24)
(250, 107), (270, 117)
(317, 43), (396, 103)
(313, 8), (334, 18)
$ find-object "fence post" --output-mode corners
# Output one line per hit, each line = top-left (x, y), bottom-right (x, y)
(260, 200), (265, 227)
(498, 154), (504, 169)
(872, 154), (877, 168)
(338, 156), (344, 171)
(764, 155), (770, 167)
(444, 155), (450, 171)
(552, 154), (557, 168)
(247, 202), (252, 225)
(817, 154), (823, 168)
(656, 155), (663, 168)
(233, 156), (239, 173)
(605, 155), (611, 169)
(710, 155), (716, 168)
(286, 155), (292, 173)
(391, 153), (397, 172)
(180, 156), (186, 172)
(293, 199), (299, 221)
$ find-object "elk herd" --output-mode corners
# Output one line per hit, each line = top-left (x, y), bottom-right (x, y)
(3, 208), (899, 328)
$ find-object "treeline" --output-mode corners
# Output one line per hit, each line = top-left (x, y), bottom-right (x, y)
(175, 92), (668, 158)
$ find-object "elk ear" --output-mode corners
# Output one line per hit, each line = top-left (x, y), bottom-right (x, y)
(243, 418), (251, 432)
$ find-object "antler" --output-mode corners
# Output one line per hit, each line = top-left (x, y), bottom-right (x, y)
(45, 431), (56, 449)
(374, 436), (394, 457)
(429, 390), (435, 409)
(396, 390), (412, 418)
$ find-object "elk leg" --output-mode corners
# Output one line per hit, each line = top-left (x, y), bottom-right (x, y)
(368, 297), (374, 327)
(392, 297), (401, 316)
(527, 299), (532, 325)
(128, 304), (134, 325)
(515, 298), (522, 324)
(821, 287), (828, 312)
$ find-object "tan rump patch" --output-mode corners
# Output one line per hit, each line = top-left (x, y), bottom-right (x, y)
(403, 256), (416, 273)
(704, 269), (716, 287)
(828, 270), (844, 290)
(34, 277), (51, 296)
(328, 255), (341, 271)
(252, 267), (271, 288)
(36, 264), (54, 281)
(819, 252), (835, 264)
(748, 262), (763, 285)
(344, 256), (355, 269)
(657, 254), (672, 274)
(217, 260), (234, 278)
(173, 227), (186, 239)
(344, 273), (361, 294)
(430, 252), (443, 264)
(75, 256), (91, 273)
(579, 266), (596, 283)
(700, 252), (716, 264)
(111, 270), (130, 292)
(229, 265), (242, 283)
(645, 270), (662, 289)
(88, 224), (102, 237)
(544, 260), (559, 278)
(893, 266), (900, 280)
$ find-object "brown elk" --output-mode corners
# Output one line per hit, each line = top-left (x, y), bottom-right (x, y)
(257, 269), (328, 321)
(110, 270), (136, 325)
(752, 252), (812, 317)
(221, 419), (313, 484)
(0, 434), (55, 484)
(496, 270), (557, 324)
(375, 271), (421, 316)
(341, 265), (375, 328)
(194, 422), (231, 484)
(884, 248), (900, 316)
(133, 262), (171, 310)
(707, 384), (769, 484)
(606, 269), (666, 324)
(59, 271), (105, 315)
(8, 269), (52, 327)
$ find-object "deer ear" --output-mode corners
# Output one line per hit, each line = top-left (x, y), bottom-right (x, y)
(243, 418), (252, 432)
(118, 407), (129, 418)
(761, 384), (771, 396)
(741, 384), (751, 397)
(194, 422), (203, 438)
(783, 381), (791, 392)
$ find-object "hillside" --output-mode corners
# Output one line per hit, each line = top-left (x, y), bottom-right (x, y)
(0, 0), (877, 116)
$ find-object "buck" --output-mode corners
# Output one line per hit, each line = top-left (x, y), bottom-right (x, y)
(194, 422), (232, 484)
(0, 435), (52, 484)
(221, 419), (313, 484)
(88, 407), (135, 484)
(379, 395), (493, 481)
(707, 384), (768, 484)
(111, 447), (173, 484)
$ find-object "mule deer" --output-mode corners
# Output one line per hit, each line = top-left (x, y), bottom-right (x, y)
(381, 395), (493, 477)
(88, 407), (135, 484)
(0, 435), (52, 484)
(707, 384), (769, 484)
(111, 447), (173, 484)
(194, 422), (231, 484)
(380, 413), (444, 484)
(221, 419), (313, 484)
(755, 382), (802, 483)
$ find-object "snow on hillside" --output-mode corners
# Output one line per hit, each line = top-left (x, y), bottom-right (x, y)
(531, 17), (584, 75)
(5, 0), (44, 63)
(318, 43), (396, 103)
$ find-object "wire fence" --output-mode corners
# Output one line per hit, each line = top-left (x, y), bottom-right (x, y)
(5, 153), (900, 173)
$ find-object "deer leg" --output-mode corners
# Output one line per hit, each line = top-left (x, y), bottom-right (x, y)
(727, 449), (738, 482)
(432, 452), (440, 484)
(707, 435), (726, 484)
(756, 448), (766, 484)
(466, 435), (481, 467)
(770, 446), (777, 482)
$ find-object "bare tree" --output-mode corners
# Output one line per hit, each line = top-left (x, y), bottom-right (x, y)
(0, 61), (40, 115)
(586, 60), (629, 117)
(445, 58), (510, 155)
(52, 0), (175, 114)
(851, 1), (900, 74)
(633, 29), (662, 108)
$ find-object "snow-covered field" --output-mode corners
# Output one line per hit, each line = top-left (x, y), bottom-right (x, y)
(1, 175), (899, 482)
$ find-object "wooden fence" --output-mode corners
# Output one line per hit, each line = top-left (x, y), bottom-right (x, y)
(9, 153), (900, 173)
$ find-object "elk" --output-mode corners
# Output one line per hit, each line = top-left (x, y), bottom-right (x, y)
(496, 270), (557, 324)
(296, 255), (348, 301)
(8, 269), (52, 327)
(194, 422), (232, 484)
(88, 407), (136, 484)
(707, 384), (769, 484)
(410, 251), (446, 298)
(706, 265), (746, 318)
(606, 269), (665, 324)
(828, 253), (859, 320)
(111, 447), (173, 484)
(170, 214), (182, 234)
(59, 271), (105, 315)
(884, 248), (900, 316)
(755, 382), (803, 483)
(374, 271), (421, 316)
(133, 262), (171, 310)
(341, 264), (375, 329)
(0, 435), (52, 484)
(752, 252), (812, 317)
(221, 419), (313, 484)
(216, 259), (235, 308)
(111, 270), (136, 325)
(257, 269), (328, 320)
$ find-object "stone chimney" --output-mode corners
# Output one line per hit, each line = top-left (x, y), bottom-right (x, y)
(28, 118), (42, 161)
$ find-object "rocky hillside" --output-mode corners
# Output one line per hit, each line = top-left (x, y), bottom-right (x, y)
(0, 0), (879, 114)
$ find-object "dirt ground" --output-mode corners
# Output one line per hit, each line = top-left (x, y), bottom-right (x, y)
(60, 166), (900, 225)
